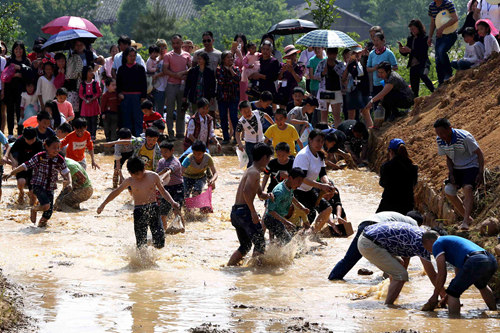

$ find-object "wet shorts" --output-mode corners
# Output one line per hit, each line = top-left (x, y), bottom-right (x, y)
(32, 185), (54, 220)
(231, 204), (265, 256)
(159, 183), (185, 215)
(263, 214), (292, 245)
(133, 203), (165, 249)
(16, 170), (33, 190)
(183, 176), (206, 197)
(446, 252), (498, 298)
(293, 188), (331, 223)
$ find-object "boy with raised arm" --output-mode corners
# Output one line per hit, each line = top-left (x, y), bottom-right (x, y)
(227, 143), (274, 266)
(97, 157), (180, 249)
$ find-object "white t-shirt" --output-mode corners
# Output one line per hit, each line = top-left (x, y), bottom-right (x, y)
(20, 92), (39, 112)
(478, 1), (500, 30)
(36, 76), (57, 105)
(0, 56), (5, 90)
(293, 145), (325, 192)
(483, 33), (500, 59)
(153, 59), (168, 91)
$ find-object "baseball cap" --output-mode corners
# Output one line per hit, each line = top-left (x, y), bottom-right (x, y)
(388, 138), (405, 150)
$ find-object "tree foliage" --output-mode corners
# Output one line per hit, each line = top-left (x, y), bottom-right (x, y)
(305, 0), (341, 29)
(115, 0), (148, 37)
(92, 24), (118, 57)
(132, 0), (178, 46)
(6, 0), (98, 49)
(179, 0), (289, 50)
(0, 2), (21, 46)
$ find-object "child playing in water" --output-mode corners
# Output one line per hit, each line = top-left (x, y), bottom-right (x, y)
(264, 108), (303, 156)
(3, 127), (43, 204)
(60, 118), (100, 170)
(227, 143), (274, 266)
(35, 111), (56, 141)
(112, 128), (134, 188)
(182, 140), (218, 198)
(263, 167), (308, 246)
(261, 142), (295, 193)
(3, 136), (72, 228)
(157, 141), (185, 232)
(97, 157), (180, 249)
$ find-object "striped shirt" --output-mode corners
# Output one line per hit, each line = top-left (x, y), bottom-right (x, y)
(428, 0), (456, 18)
(436, 128), (480, 169)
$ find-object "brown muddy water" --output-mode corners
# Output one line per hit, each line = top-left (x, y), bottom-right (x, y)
(0, 155), (498, 332)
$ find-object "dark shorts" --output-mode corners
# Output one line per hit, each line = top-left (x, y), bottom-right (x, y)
(0, 165), (3, 186)
(452, 167), (479, 189)
(32, 185), (54, 220)
(184, 176), (206, 197)
(231, 204), (265, 256)
(346, 90), (369, 110)
(293, 188), (331, 223)
(133, 203), (165, 249)
(159, 183), (185, 215)
(16, 170), (33, 190)
(446, 252), (497, 298)
(263, 214), (292, 245)
(114, 151), (134, 169)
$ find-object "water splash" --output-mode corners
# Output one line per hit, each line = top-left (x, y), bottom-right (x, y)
(123, 245), (160, 270)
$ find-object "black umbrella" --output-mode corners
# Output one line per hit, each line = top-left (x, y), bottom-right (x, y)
(267, 19), (318, 36)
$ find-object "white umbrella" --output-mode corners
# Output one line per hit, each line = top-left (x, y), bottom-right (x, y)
(296, 30), (358, 48)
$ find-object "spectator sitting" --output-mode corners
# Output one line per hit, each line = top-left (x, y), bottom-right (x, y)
(476, 19), (500, 61)
(451, 27), (485, 70)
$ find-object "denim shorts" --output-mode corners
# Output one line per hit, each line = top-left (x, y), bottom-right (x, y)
(446, 252), (498, 298)
(184, 176), (206, 197)
(159, 183), (185, 215)
(231, 204), (265, 256)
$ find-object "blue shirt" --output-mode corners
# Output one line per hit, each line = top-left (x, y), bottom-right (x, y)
(367, 49), (397, 86)
(428, 0), (456, 18)
(432, 235), (484, 269)
(436, 128), (480, 169)
(364, 222), (431, 261)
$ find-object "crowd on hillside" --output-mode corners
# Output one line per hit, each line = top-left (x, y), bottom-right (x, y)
(0, 0), (497, 316)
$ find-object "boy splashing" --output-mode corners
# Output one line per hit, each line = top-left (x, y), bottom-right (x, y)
(97, 157), (180, 249)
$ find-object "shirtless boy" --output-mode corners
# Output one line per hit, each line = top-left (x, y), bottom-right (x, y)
(97, 157), (180, 249)
(227, 143), (274, 266)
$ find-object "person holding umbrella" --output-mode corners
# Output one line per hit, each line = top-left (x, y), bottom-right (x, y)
(116, 47), (147, 137)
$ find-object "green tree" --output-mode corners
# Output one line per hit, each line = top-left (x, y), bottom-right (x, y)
(180, 0), (289, 50)
(6, 0), (98, 49)
(305, 0), (341, 29)
(115, 0), (148, 36)
(132, 0), (178, 46)
(0, 2), (21, 46)
(92, 24), (117, 56)
(193, 0), (211, 10)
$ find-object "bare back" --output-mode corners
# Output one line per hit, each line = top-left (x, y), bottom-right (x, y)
(128, 171), (162, 206)
(234, 165), (261, 205)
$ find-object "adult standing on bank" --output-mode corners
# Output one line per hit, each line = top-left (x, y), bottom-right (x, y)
(474, 0), (500, 32)
(434, 118), (484, 230)
(428, 0), (459, 86)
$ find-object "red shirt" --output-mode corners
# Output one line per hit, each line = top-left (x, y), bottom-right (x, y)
(100, 91), (120, 113)
(61, 131), (93, 162)
(143, 112), (164, 130)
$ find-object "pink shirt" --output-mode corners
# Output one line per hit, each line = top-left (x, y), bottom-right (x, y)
(163, 50), (191, 84)
(103, 57), (114, 77)
(56, 100), (74, 119)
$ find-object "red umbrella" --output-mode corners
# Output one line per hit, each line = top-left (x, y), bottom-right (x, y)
(42, 16), (102, 37)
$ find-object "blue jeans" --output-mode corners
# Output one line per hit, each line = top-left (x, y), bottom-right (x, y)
(451, 59), (473, 71)
(153, 89), (166, 115)
(121, 94), (143, 137)
(218, 100), (239, 141)
(435, 32), (457, 84)
(328, 221), (375, 280)
(446, 252), (497, 298)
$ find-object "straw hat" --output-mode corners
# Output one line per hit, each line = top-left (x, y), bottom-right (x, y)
(486, 0), (500, 5)
(131, 40), (143, 49)
(283, 45), (300, 58)
(435, 10), (459, 34)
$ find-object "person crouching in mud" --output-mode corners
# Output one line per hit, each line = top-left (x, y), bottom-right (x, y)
(97, 157), (180, 249)
(227, 143), (274, 266)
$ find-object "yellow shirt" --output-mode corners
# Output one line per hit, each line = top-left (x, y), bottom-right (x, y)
(138, 144), (155, 171)
(264, 124), (300, 156)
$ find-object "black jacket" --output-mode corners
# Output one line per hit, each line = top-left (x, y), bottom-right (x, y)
(458, 12), (476, 35)
(184, 65), (216, 103)
(116, 63), (147, 98)
(400, 34), (430, 69)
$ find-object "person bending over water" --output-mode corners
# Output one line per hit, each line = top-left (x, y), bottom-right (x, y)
(97, 157), (180, 249)
(227, 143), (274, 266)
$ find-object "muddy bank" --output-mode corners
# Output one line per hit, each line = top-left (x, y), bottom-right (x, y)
(369, 53), (500, 296)
(0, 269), (30, 331)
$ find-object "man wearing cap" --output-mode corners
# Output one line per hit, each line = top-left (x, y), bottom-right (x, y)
(427, 0), (459, 85)
(422, 231), (497, 315)
(277, 45), (305, 107)
(434, 118), (484, 230)
(376, 138), (418, 215)
(328, 211), (422, 280)
(112, 35), (146, 78)
(357, 222), (443, 304)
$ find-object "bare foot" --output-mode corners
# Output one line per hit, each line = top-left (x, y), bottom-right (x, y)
(17, 191), (25, 204)
(37, 218), (48, 228)
(30, 208), (37, 224)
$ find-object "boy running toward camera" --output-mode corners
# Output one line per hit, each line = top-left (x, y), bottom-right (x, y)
(61, 118), (100, 170)
(97, 157), (180, 249)
(264, 108), (303, 156)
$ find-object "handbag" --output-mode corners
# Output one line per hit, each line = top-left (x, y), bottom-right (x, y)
(319, 90), (336, 100)
(1, 64), (16, 83)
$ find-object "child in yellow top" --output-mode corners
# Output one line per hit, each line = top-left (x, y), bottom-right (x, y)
(264, 108), (303, 156)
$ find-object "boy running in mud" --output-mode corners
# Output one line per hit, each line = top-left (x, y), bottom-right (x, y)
(97, 157), (180, 249)
(227, 143), (274, 266)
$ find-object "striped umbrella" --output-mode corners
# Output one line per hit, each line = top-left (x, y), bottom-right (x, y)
(296, 30), (358, 48)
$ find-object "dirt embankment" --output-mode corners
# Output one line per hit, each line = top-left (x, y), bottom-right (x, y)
(0, 269), (30, 331)
(369, 53), (500, 295)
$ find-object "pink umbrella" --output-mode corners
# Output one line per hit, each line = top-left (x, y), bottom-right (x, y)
(42, 16), (102, 37)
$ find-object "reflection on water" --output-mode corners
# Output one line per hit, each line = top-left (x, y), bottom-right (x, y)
(0, 155), (498, 332)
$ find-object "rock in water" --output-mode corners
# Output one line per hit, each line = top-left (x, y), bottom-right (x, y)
(479, 217), (500, 236)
